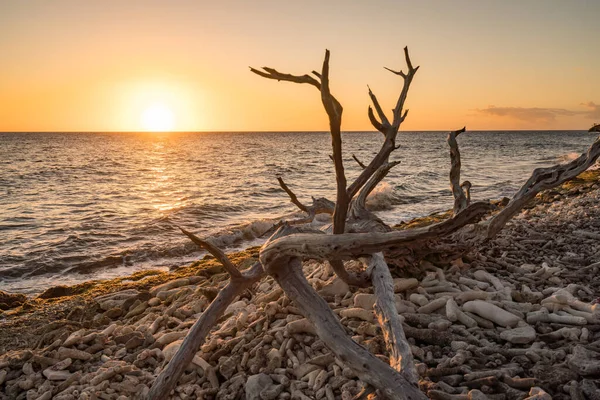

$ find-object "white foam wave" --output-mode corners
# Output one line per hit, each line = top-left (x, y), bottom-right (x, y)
(366, 182), (396, 210)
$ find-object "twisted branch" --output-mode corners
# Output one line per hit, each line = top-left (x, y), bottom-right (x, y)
(447, 127), (468, 215)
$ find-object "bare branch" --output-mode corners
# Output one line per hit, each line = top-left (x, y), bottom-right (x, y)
(149, 262), (264, 399)
(391, 47), (419, 130)
(328, 259), (370, 287)
(363, 252), (420, 384)
(368, 85), (391, 128)
(268, 257), (426, 400)
(251, 51), (349, 235)
(384, 66), (406, 78)
(448, 127), (468, 215)
(355, 161), (400, 211)
(319, 50), (349, 235)
(261, 201), (492, 266)
(249, 67), (320, 89)
(179, 227), (241, 279)
(368, 106), (385, 133)
(348, 47), (419, 197)
(277, 177), (309, 213)
(352, 154), (367, 169)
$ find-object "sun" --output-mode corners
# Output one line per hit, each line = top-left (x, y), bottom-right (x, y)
(140, 103), (175, 132)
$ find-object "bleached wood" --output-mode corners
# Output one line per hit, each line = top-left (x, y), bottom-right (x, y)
(260, 201), (491, 266)
(363, 252), (420, 384)
(349, 47), (419, 197)
(447, 127), (468, 215)
(268, 257), (426, 400)
(277, 177), (309, 213)
(148, 262), (264, 399)
(179, 227), (241, 279)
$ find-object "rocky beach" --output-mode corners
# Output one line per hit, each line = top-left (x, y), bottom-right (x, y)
(1, 170), (599, 400)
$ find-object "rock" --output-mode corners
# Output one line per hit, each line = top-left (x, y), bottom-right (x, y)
(526, 387), (552, 400)
(149, 278), (190, 296)
(63, 329), (86, 347)
(148, 297), (161, 307)
(266, 348), (282, 370)
(162, 340), (183, 362)
(410, 293), (429, 307)
(225, 300), (247, 315)
(353, 293), (376, 310)
(0, 290), (27, 309)
(43, 369), (72, 381)
(36, 391), (53, 400)
(393, 278), (418, 292)
(57, 347), (92, 361)
(568, 345), (600, 376)
(246, 373), (274, 400)
(500, 325), (537, 344)
(318, 277), (349, 297)
(36, 285), (78, 299)
(261, 384), (284, 400)
(95, 289), (140, 311)
(218, 356), (237, 379)
(286, 318), (317, 335)
(125, 335), (145, 350)
(463, 300), (521, 327)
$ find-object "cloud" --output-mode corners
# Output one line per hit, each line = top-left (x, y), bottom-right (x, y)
(580, 102), (600, 119)
(477, 102), (600, 122)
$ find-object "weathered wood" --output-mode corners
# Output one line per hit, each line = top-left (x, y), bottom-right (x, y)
(364, 252), (420, 384)
(148, 262), (264, 399)
(319, 50), (350, 235)
(348, 47), (419, 198)
(268, 257), (426, 400)
(352, 153), (367, 169)
(260, 201), (491, 266)
(277, 177), (309, 213)
(447, 127), (468, 215)
(179, 227), (241, 279)
(252, 51), (349, 234)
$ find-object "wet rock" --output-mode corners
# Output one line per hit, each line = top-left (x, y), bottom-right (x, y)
(0, 290), (27, 310)
(37, 285), (78, 299)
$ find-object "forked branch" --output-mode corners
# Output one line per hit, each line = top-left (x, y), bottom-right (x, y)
(251, 51), (349, 234)
(349, 47), (419, 198)
(267, 257), (426, 400)
(149, 228), (265, 399)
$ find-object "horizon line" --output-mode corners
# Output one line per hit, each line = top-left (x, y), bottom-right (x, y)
(0, 129), (593, 134)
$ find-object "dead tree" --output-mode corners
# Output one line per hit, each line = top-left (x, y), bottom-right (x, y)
(148, 48), (600, 399)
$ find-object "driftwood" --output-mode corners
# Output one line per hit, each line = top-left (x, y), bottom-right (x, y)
(448, 127), (469, 215)
(148, 47), (600, 399)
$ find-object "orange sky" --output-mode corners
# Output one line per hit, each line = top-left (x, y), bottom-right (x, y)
(0, 0), (599, 132)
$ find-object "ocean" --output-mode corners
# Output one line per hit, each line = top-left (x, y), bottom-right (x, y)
(0, 131), (596, 294)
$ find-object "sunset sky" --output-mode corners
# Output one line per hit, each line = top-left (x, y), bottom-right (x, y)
(1, 0), (599, 132)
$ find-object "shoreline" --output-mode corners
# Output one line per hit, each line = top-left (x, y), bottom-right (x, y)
(1, 170), (599, 399)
